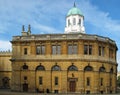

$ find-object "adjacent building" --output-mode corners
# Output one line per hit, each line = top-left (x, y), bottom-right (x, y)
(0, 51), (12, 89)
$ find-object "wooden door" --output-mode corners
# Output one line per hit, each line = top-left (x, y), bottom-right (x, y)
(23, 83), (28, 92)
(69, 81), (76, 92)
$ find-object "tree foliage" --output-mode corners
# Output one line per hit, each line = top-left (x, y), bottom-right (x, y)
(117, 76), (120, 87)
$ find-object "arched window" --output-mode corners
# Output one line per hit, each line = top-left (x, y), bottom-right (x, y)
(68, 19), (70, 26)
(79, 19), (81, 25)
(51, 65), (61, 71)
(22, 64), (28, 70)
(68, 65), (78, 71)
(99, 67), (106, 72)
(36, 65), (45, 71)
(84, 66), (93, 71)
(2, 77), (10, 88)
(110, 68), (113, 73)
(73, 18), (76, 25)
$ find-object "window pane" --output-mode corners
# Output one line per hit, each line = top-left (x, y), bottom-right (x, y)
(73, 18), (76, 25)
(99, 67), (106, 72)
(102, 47), (105, 56)
(100, 78), (103, 86)
(99, 46), (105, 56)
(87, 77), (90, 86)
(68, 65), (78, 71)
(109, 49), (113, 58)
(39, 77), (42, 85)
(68, 19), (70, 26)
(57, 45), (61, 54)
(99, 46), (101, 56)
(84, 66), (93, 71)
(55, 77), (58, 85)
(89, 45), (92, 55)
(52, 65), (61, 71)
(79, 19), (81, 26)
(84, 45), (88, 55)
(73, 45), (77, 54)
(68, 45), (72, 54)
(41, 46), (45, 54)
(36, 46), (41, 54)
(52, 46), (56, 54)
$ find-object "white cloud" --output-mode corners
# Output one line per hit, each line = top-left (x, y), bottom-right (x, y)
(0, 40), (11, 51)
(0, 0), (70, 34)
(79, 0), (120, 34)
(32, 21), (62, 34)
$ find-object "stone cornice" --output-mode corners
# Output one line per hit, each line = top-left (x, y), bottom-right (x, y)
(11, 33), (117, 46)
(11, 58), (117, 65)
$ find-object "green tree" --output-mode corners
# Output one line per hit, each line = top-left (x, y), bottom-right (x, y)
(117, 76), (120, 87)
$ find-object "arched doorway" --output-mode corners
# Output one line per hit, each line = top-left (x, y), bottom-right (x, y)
(35, 64), (45, 93)
(67, 65), (78, 92)
(2, 77), (10, 89)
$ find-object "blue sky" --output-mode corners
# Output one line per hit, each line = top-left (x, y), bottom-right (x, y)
(0, 0), (120, 70)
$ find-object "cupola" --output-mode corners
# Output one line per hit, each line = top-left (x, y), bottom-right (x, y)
(64, 2), (85, 34)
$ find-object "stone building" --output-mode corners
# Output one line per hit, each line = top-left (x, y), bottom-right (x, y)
(0, 51), (12, 89)
(10, 3), (118, 94)
(117, 71), (120, 78)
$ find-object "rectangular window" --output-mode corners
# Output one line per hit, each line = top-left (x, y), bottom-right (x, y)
(84, 45), (92, 55)
(52, 45), (61, 55)
(68, 45), (72, 54)
(73, 45), (77, 54)
(109, 49), (113, 58)
(99, 46), (105, 56)
(110, 78), (112, 86)
(89, 45), (92, 55)
(24, 76), (27, 80)
(24, 48), (27, 55)
(55, 77), (58, 85)
(68, 45), (77, 54)
(84, 45), (88, 55)
(57, 45), (61, 54)
(41, 46), (45, 54)
(87, 77), (90, 86)
(100, 78), (103, 86)
(36, 46), (45, 55)
(39, 77), (42, 85)
(52, 45), (56, 54)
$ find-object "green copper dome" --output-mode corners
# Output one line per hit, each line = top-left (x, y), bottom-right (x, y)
(67, 5), (83, 17)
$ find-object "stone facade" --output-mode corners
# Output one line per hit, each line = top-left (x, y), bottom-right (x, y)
(0, 3), (118, 94)
(10, 33), (118, 94)
(0, 51), (12, 89)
